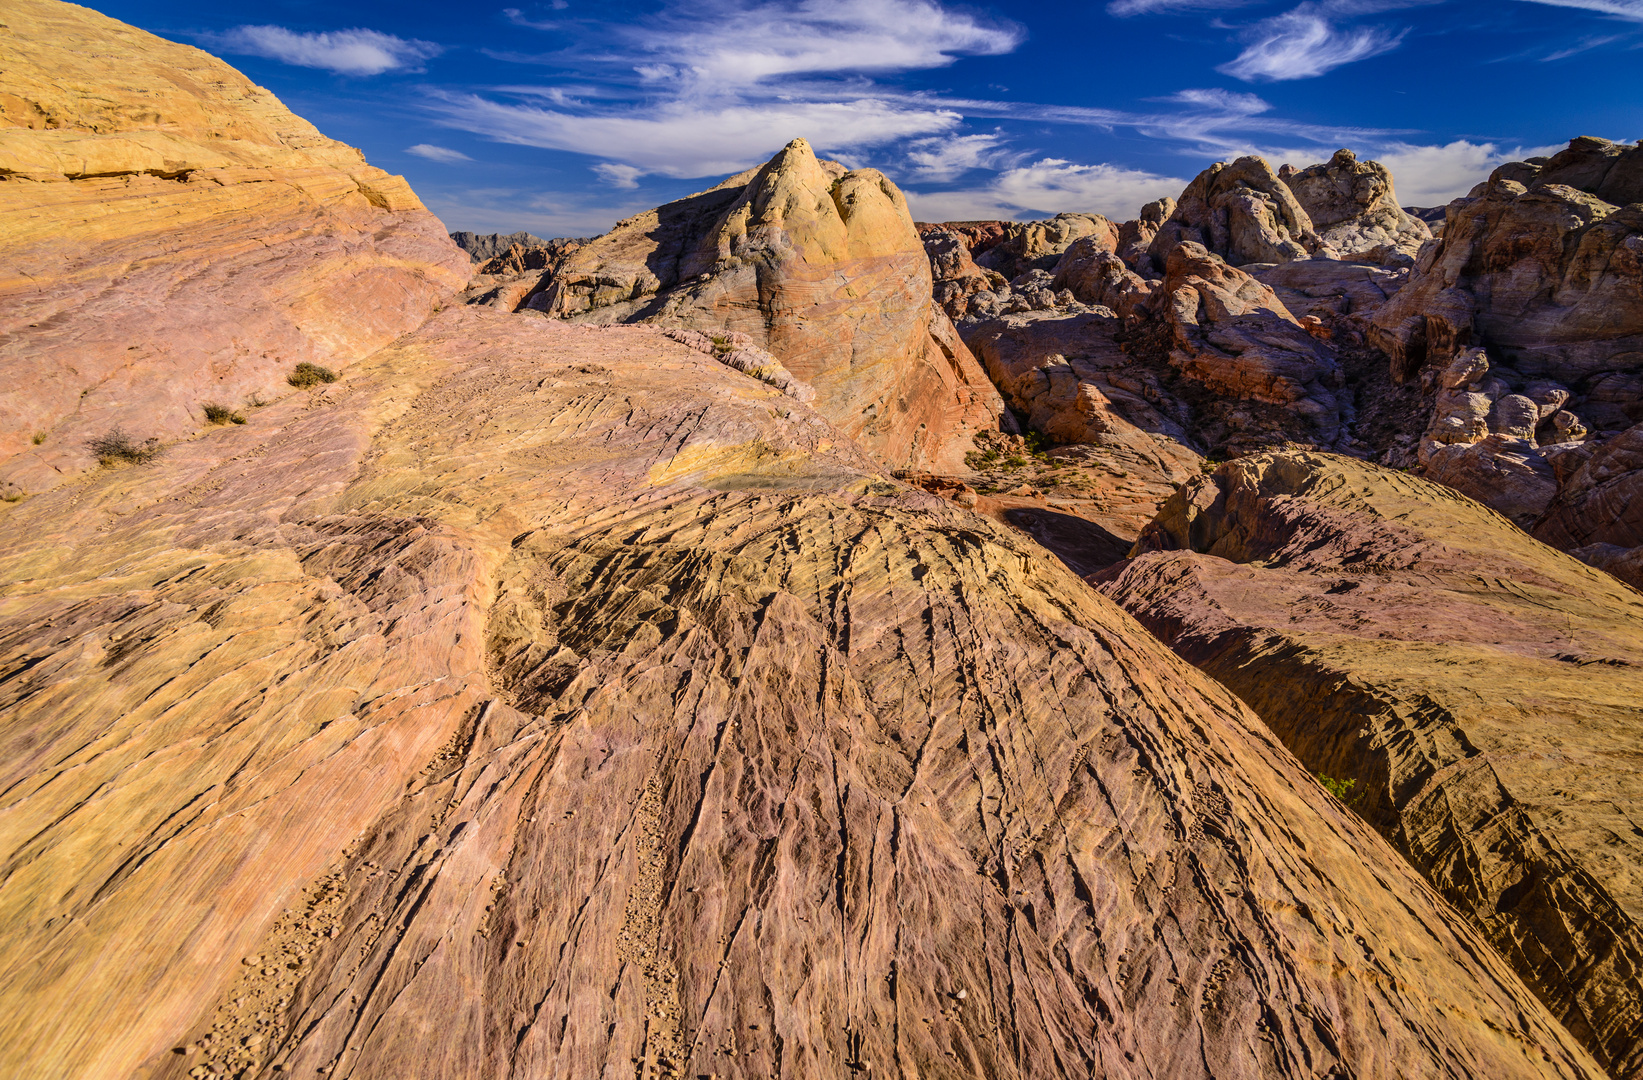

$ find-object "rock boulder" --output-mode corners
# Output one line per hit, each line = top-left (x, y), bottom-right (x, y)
(1279, 148), (1431, 263)
(1149, 156), (1319, 268)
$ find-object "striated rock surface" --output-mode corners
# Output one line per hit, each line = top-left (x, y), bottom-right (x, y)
(0, 302), (1607, 1080)
(1099, 451), (1643, 1078)
(530, 139), (1004, 472)
(1280, 149), (1431, 264)
(1149, 157), (1319, 269)
(0, 0), (470, 496)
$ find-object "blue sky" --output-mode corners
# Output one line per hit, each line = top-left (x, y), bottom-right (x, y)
(99, 0), (1643, 236)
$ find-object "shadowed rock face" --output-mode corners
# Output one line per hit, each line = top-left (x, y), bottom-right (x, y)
(1098, 451), (1643, 1078)
(0, 306), (1608, 1080)
(0, 0), (472, 496)
(529, 139), (1005, 473)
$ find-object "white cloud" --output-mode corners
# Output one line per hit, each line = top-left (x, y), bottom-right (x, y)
(1218, 5), (1408, 81)
(906, 158), (1189, 223)
(594, 162), (644, 188)
(1513, 0), (1643, 17)
(203, 26), (443, 76)
(632, 0), (1022, 87)
(1542, 34), (1623, 58)
(405, 143), (472, 163)
(903, 134), (1021, 180)
(1371, 139), (1567, 206)
(429, 93), (963, 178)
(1108, 0), (1259, 13)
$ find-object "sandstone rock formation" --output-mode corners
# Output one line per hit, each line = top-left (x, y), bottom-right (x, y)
(1098, 451), (1643, 1078)
(1534, 421), (1643, 588)
(1368, 138), (1643, 382)
(450, 229), (550, 262)
(921, 226), (1006, 321)
(1149, 157), (1319, 268)
(1150, 242), (1345, 449)
(0, 10), (1634, 1080)
(1115, 197), (1175, 274)
(462, 238), (585, 311)
(0, 303), (1606, 1080)
(971, 212), (1120, 280)
(0, 0), (471, 497)
(528, 139), (1004, 472)
(1280, 149), (1431, 264)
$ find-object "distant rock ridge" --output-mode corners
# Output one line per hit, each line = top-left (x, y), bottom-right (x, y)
(449, 229), (551, 262)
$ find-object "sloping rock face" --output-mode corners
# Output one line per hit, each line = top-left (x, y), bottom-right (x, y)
(1149, 157), (1319, 268)
(1280, 149), (1431, 264)
(1367, 138), (1643, 382)
(529, 139), (1003, 472)
(0, 0), (472, 496)
(0, 305), (1607, 1080)
(1098, 452), (1643, 1078)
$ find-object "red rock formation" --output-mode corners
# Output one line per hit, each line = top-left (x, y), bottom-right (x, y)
(1099, 451), (1643, 1077)
(1149, 157), (1319, 268)
(1279, 148), (1431, 264)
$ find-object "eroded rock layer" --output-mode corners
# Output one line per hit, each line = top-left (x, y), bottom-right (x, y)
(1099, 452), (1643, 1078)
(529, 139), (1004, 473)
(0, 308), (1606, 1080)
(0, 0), (471, 495)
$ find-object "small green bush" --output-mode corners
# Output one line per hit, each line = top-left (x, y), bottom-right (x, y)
(1318, 775), (1356, 801)
(87, 428), (160, 465)
(288, 362), (338, 389)
(201, 402), (246, 425)
(30, 431), (46, 445)
(1004, 455), (1027, 468)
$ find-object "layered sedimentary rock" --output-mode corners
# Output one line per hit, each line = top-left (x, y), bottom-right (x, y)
(528, 139), (1003, 472)
(1099, 452), (1643, 1078)
(1280, 149), (1431, 263)
(1149, 157), (1319, 268)
(0, 303), (1607, 1080)
(0, 0), (471, 496)
(1368, 137), (1643, 381)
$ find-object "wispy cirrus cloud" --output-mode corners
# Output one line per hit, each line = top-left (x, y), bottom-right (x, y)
(905, 159), (1188, 222)
(1512, 0), (1643, 18)
(201, 25), (442, 75)
(628, 0), (1022, 86)
(902, 133), (1024, 180)
(405, 143), (472, 163)
(428, 92), (964, 179)
(1218, 3), (1409, 81)
(1106, 0), (1260, 14)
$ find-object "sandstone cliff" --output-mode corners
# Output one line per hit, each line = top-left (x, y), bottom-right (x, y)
(1099, 452), (1643, 1078)
(527, 139), (1005, 473)
(0, 0), (471, 498)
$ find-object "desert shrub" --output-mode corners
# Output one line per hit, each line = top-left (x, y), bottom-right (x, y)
(30, 431), (46, 445)
(86, 428), (160, 465)
(288, 362), (338, 389)
(1004, 455), (1027, 468)
(1317, 775), (1356, 801)
(201, 402), (245, 425)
